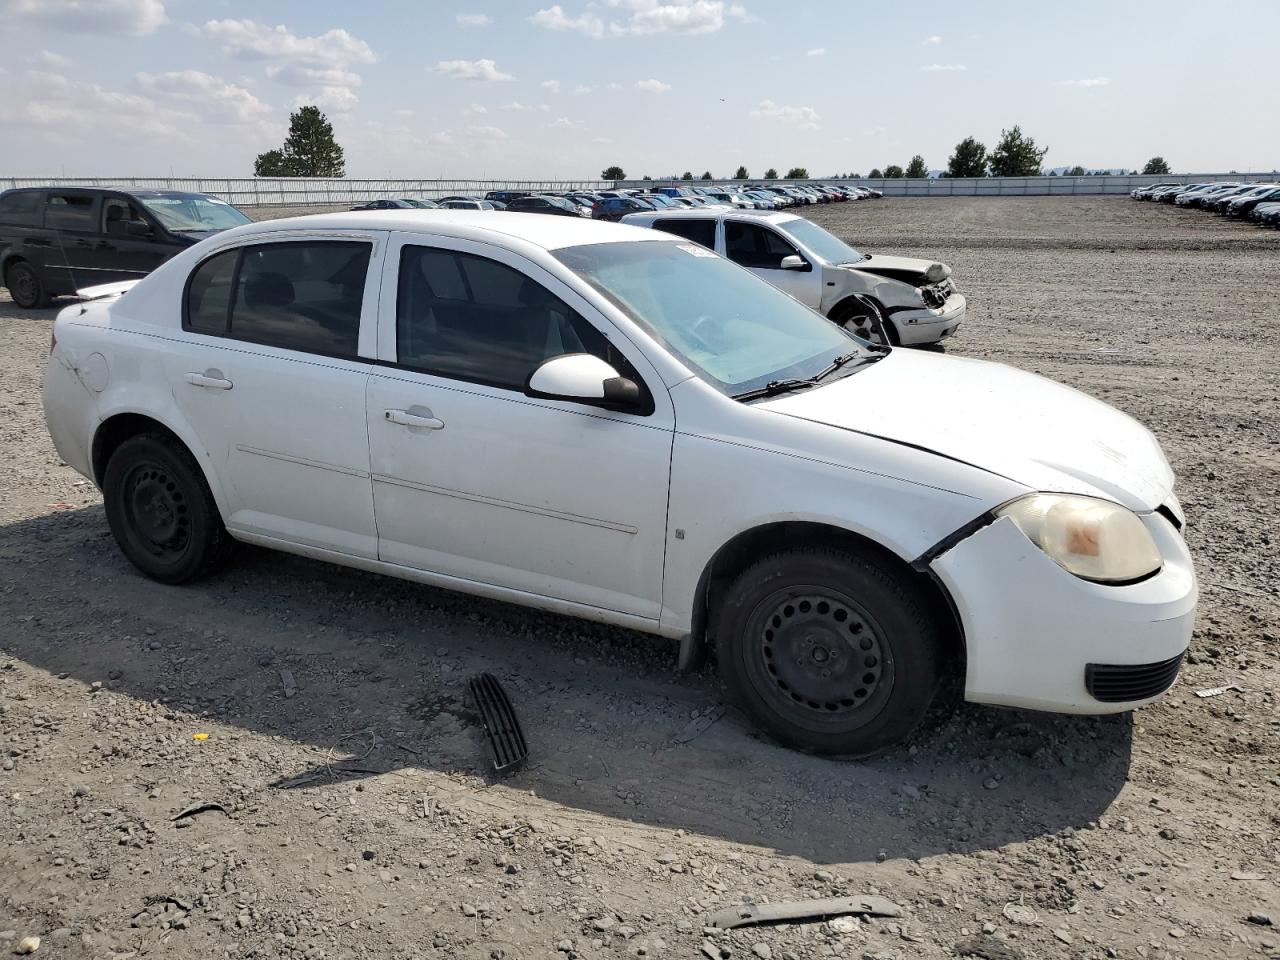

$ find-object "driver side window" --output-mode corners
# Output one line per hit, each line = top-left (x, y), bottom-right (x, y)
(725, 221), (800, 270)
(103, 197), (144, 235)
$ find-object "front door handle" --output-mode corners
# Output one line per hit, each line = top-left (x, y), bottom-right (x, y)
(185, 371), (233, 390)
(385, 408), (445, 430)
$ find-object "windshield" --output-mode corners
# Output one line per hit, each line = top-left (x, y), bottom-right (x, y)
(553, 240), (872, 397)
(138, 195), (250, 232)
(774, 217), (864, 265)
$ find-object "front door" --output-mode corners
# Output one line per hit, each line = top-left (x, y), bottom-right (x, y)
(366, 235), (674, 621)
(92, 195), (170, 283)
(723, 219), (823, 308)
(166, 234), (384, 558)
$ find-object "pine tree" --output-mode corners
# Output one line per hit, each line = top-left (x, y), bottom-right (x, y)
(946, 137), (988, 178)
(254, 105), (345, 177)
(988, 125), (1048, 177)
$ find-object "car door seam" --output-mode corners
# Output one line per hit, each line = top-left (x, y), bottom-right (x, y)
(369, 472), (639, 534)
(234, 444), (370, 479)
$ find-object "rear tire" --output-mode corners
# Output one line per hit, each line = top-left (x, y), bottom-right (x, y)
(5, 260), (50, 309)
(714, 547), (944, 757)
(102, 432), (235, 584)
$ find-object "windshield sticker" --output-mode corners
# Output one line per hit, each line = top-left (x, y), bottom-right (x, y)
(677, 244), (717, 258)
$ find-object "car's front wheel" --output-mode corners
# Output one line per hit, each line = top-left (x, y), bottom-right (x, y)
(5, 260), (50, 309)
(715, 547), (945, 757)
(831, 298), (894, 346)
(102, 432), (235, 584)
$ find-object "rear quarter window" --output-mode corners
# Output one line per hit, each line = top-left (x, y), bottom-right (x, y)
(45, 193), (96, 231)
(652, 218), (716, 249)
(0, 191), (44, 227)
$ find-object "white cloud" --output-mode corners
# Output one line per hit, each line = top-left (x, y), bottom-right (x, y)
(135, 69), (271, 125)
(1057, 76), (1110, 87)
(591, 136), (613, 144)
(862, 125), (886, 136)
(572, 83), (595, 95)
(636, 78), (671, 93)
(806, 47), (824, 57)
(0, 0), (165, 35)
(749, 99), (820, 129)
(541, 79), (561, 94)
(201, 19), (376, 112)
(551, 116), (577, 128)
(500, 100), (549, 112)
(393, 108), (414, 117)
(922, 34), (942, 45)
(463, 103), (488, 115)
(530, 0), (749, 38)
(433, 58), (514, 81)
(202, 19), (376, 67)
(456, 12), (492, 26)
(36, 50), (72, 68)
(921, 63), (967, 72)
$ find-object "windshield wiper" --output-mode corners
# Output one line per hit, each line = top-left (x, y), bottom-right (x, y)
(731, 378), (817, 402)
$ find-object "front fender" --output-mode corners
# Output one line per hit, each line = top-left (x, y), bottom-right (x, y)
(818, 266), (922, 316)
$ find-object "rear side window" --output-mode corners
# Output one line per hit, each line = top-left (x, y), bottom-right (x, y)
(725, 221), (799, 269)
(652, 218), (716, 249)
(0, 191), (43, 226)
(45, 193), (96, 231)
(183, 241), (371, 358)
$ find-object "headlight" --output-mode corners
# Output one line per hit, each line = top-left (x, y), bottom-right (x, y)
(996, 494), (1162, 583)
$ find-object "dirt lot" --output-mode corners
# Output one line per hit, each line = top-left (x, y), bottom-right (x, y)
(1, 196), (1277, 960)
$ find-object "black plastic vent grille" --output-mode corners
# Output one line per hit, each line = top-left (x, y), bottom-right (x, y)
(1084, 652), (1185, 703)
(467, 673), (528, 773)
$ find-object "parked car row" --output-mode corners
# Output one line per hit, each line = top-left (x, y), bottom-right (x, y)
(1131, 180), (1280, 227)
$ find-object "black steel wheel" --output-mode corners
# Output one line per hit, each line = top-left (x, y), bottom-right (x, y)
(6, 260), (50, 309)
(102, 432), (235, 583)
(715, 547), (945, 756)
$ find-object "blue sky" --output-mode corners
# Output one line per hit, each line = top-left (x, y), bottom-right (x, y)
(1, 0), (1277, 179)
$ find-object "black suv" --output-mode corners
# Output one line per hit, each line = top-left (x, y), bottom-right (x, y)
(0, 186), (252, 308)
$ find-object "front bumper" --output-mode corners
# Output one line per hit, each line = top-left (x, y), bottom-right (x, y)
(929, 510), (1196, 714)
(891, 293), (966, 346)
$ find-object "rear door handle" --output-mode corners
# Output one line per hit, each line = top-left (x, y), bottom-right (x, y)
(185, 371), (233, 390)
(384, 408), (444, 430)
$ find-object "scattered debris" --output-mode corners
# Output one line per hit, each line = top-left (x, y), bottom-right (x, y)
(14, 936), (40, 955)
(701, 941), (731, 960)
(172, 801), (229, 823)
(954, 937), (1026, 960)
(1247, 913), (1273, 927)
(192, 733), (210, 741)
(1195, 684), (1243, 698)
(1231, 872), (1266, 881)
(706, 895), (902, 930)
(280, 668), (297, 699)
(1002, 902), (1039, 926)
(467, 673), (528, 774)
(674, 704), (727, 744)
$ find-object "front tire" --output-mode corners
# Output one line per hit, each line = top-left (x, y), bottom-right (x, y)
(831, 298), (895, 346)
(714, 548), (944, 757)
(102, 433), (234, 584)
(5, 261), (50, 309)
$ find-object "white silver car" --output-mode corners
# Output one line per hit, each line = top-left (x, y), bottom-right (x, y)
(43, 212), (1195, 757)
(621, 209), (963, 345)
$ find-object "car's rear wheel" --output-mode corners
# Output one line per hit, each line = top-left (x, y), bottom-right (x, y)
(714, 547), (944, 757)
(102, 432), (235, 584)
(831, 298), (894, 346)
(5, 260), (50, 309)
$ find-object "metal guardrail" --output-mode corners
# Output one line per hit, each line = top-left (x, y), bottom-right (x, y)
(0, 177), (612, 207)
(619, 173), (1280, 197)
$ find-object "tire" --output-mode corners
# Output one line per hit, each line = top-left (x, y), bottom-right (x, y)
(102, 432), (235, 584)
(830, 298), (895, 346)
(5, 260), (50, 309)
(714, 547), (944, 757)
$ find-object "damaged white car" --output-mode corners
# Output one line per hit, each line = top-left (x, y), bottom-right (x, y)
(620, 209), (963, 345)
(43, 212), (1193, 757)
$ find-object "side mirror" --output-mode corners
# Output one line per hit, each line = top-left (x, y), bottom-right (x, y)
(126, 220), (154, 238)
(525, 353), (644, 411)
(780, 254), (809, 271)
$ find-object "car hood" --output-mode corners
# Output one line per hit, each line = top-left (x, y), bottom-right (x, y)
(851, 254), (951, 285)
(759, 349), (1174, 511)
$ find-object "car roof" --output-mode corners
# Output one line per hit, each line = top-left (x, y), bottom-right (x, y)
(0, 186), (218, 200)
(223, 210), (666, 251)
(623, 209), (799, 225)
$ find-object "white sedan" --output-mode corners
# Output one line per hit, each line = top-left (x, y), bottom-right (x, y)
(42, 212), (1196, 756)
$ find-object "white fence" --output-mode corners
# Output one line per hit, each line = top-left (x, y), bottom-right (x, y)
(0, 177), (610, 207)
(3, 173), (1277, 203)
(621, 173), (1280, 197)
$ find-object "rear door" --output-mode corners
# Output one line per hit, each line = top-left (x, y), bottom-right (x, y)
(40, 189), (101, 293)
(366, 234), (674, 621)
(166, 232), (384, 557)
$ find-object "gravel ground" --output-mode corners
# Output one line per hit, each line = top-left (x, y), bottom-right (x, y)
(1, 197), (1277, 960)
